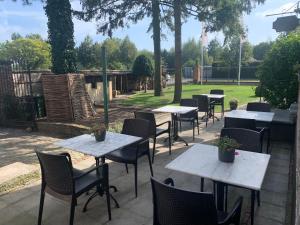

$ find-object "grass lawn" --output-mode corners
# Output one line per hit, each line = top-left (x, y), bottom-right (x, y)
(119, 84), (258, 111)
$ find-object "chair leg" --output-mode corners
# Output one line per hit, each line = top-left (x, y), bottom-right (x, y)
(125, 164), (129, 174)
(200, 178), (204, 192)
(69, 198), (76, 225)
(152, 137), (156, 163)
(179, 120), (182, 132)
(267, 129), (271, 154)
(37, 187), (45, 225)
(105, 187), (112, 220)
(134, 163), (138, 198)
(147, 151), (154, 176)
(197, 118), (200, 135)
(251, 190), (255, 225)
(205, 112), (208, 127)
(257, 191), (261, 207)
(168, 130), (171, 155)
(192, 121), (195, 141)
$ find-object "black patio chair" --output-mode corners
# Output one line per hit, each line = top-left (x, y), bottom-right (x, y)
(224, 117), (267, 153)
(134, 111), (171, 163)
(210, 89), (225, 117)
(36, 151), (111, 225)
(104, 118), (153, 197)
(246, 102), (271, 153)
(178, 99), (199, 140)
(192, 95), (215, 127)
(220, 128), (263, 219)
(246, 102), (271, 112)
(151, 177), (243, 225)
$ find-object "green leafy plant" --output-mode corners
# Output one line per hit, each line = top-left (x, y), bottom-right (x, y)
(108, 122), (123, 133)
(257, 32), (300, 108)
(89, 124), (106, 135)
(229, 98), (238, 110)
(217, 136), (240, 152)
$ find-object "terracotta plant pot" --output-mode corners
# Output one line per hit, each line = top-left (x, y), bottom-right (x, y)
(94, 129), (106, 142)
(218, 148), (235, 163)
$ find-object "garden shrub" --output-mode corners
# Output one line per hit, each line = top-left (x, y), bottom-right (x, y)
(257, 32), (300, 109)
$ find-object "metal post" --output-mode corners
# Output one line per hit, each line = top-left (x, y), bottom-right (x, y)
(201, 44), (204, 85)
(238, 36), (242, 86)
(101, 46), (109, 127)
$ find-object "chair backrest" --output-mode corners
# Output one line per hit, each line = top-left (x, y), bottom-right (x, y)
(192, 95), (209, 112)
(134, 111), (156, 136)
(221, 128), (262, 153)
(180, 99), (198, 118)
(246, 102), (271, 112)
(151, 177), (218, 225)
(210, 89), (224, 95)
(224, 117), (257, 130)
(122, 118), (150, 139)
(36, 151), (74, 196)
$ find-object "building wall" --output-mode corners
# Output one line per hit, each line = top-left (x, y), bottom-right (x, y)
(85, 81), (112, 106)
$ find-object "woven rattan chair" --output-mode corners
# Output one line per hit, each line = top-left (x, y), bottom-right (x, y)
(134, 111), (171, 163)
(178, 99), (199, 140)
(224, 117), (268, 153)
(246, 102), (271, 112)
(105, 118), (153, 197)
(192, 95), (215, 127)
(220, 128), (263, 221)
(151, 177), (243, 225)
(246, 102), (271, 153)
(36, 151), (111, 225)
(210, 89), (225, 117)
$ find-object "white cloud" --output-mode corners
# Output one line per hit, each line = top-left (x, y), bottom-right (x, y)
(256, 2), (297, 17)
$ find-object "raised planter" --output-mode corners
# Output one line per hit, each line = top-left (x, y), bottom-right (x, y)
(42, 73), (94, 122)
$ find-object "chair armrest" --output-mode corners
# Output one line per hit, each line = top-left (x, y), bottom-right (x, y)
(164, 178), (175, 186)
(73, 163), (108, 180)
(156, 121), (171, 128)
(218, 196), (243, 225)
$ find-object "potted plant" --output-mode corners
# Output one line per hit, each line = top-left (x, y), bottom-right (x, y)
(229, 98), (238, 110)
(217, 136), (240, 163)
(90, 124), (106, 142)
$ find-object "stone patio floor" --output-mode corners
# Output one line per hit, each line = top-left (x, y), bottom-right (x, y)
(0, 114), (292, 225)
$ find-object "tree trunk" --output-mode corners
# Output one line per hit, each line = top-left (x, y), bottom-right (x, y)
(152, 0), (162, 96)
(173, 0), (182, 103)
(144, 77), (147, 93)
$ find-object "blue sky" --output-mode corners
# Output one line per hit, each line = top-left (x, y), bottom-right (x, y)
(0, 0), (298, 50)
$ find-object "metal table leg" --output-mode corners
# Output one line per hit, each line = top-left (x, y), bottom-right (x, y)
(82, 157), (120, 212)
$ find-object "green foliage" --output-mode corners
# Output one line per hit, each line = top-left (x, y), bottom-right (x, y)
(222, 36), (253, 67)
(119, 36), (138, 69)
(208, 39), (223, 62)
(253, 41), (273, 60)
(217, 136), (240, 152)
(0, 37), (51, 69)
(257, 32), (300, 108)
(76, 35), (101, 69)
(45, 0), (77, 74)
(132, 54), (154, 78)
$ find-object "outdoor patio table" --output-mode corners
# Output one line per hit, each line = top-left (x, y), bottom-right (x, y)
(201, 94), (226, 120)
(55, 132), (142, 209)
(226, 109), (274, 122)
(166, 143), (270, 225)
(152, 105), (198, 146)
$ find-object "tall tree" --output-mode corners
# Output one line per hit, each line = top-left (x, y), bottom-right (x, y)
(45, 0), (77, 74)
(173, 0), (182, 103)
(77, 35), (98, 69)
(119, 36), (138, 69)
(253, 41), (273, 60)
(152, 0), (162, 96)
(208, 39), (223, 62)
(0, 37), (51, 69)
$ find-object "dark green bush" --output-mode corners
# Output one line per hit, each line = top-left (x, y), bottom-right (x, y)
(257, 32), (300, 109)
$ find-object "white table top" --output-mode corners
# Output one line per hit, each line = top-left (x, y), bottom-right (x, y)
(152, 105), (198, 114)
(226, 110), (274, 122)
(55, 132), (142, 158)
(166, 144), (270, 191)
(201, 94), (226, 99)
